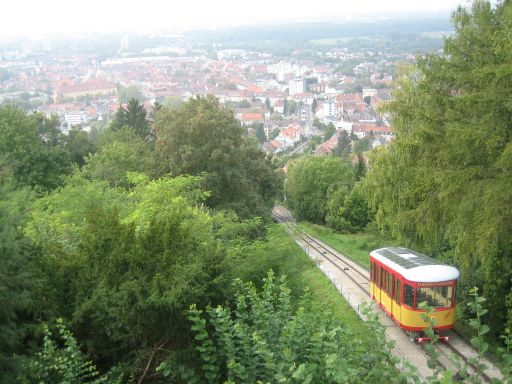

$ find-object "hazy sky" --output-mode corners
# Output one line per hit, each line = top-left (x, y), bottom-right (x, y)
(2, 0), (469, 38)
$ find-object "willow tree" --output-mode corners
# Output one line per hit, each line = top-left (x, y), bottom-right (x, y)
(363, 0), (512, 334)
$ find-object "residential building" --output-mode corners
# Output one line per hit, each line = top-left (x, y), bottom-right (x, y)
(289, 78), (305, 95)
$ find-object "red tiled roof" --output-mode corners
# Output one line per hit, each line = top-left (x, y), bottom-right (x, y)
(241, 113), (264, 121)
(336, 93), (363, 103)
(280, 126), (299, 138)
(59, 79), (117, 94)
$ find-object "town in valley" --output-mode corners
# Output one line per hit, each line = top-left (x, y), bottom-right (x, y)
(0, 18), (450, 158)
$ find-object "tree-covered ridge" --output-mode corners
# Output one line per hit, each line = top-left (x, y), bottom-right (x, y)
(362, 0), (512, 334)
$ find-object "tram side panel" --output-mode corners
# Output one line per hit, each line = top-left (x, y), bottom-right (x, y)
(370, 258), (456, 331)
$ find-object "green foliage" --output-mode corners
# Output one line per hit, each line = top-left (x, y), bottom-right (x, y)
(352, 136), (371, 154)
(255, 125), (266, 144)
(467, 287), (490, 382)
(117, 85), (144, 103)
(326, 183), (373, 233)
(288, 100), (297, 114)
(163, 96), (184, 111)
(362, 0), (512, 334)
(270, 127), (280, 140)
(82, 133), (153, 188)
(285, 156), (354, 223)
(163, 272), (399, 383)
(332, 130), (351, 159)
(19, 319), (113, 384)
(111, 98), (151, 140)
(418, 302), (443, 378)
(66, 127), (96, 168)
(237, 99), (251, 108)
(354, 155), (366, 181)
(154, 95), (281, 218)
(23, 174), (263, 379)
(217, 224), (314, 300)
(0, 105), (72, 190)
(324, 122), (336, 140)
(25, 175), (130, 254)
(498, 329), (512, 382)
(0, 186), (36, 383)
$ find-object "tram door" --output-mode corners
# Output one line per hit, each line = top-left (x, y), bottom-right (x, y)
(370, 261), (379, 300)
(392, 276), (401, 323)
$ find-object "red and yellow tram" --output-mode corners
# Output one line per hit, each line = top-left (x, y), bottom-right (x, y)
(370, 247), (459, 337)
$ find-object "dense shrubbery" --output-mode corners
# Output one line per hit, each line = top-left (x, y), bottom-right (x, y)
(160, 272), (399, 384)
(0, 98), (287, 382)
(284, 156), (373, 233)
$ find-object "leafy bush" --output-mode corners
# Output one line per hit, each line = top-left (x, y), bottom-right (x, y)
(159, 272), (400, 383)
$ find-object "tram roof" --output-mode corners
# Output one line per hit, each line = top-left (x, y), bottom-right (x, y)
(370, 247), (460, 283)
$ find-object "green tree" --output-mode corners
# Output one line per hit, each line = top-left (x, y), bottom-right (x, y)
(311, 97), (318, 114)
(237, 99), (250, 108)
(270, 127), (280, 140)
(66, 127), (96, 168)
(111, 98), (151, 140)
(288, 99), (297, 114)
(353, 136), (371, 154)
(0, 186), (36, 383)
(82, 137), (153, 188)
(153, 95), (281, 218)
(324, 122), (336, 140)
(283, 99), (289, 115)
(332, 130), (352, 159)
(0, 106), (72, 190)
(285, 156), (354, 223)
(117, 85), (144, 103)
(163, 96), (184, 111)
(362, 0), (512, 334)
(354, 155), (366, 181)
(255, 125), (266, 144)
(326, 183), (373, 233)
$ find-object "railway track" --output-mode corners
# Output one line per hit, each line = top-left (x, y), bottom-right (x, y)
(272, 205), (504, 383)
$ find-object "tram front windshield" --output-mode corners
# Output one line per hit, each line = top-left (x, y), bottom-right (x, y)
(415, 284), (454, 308)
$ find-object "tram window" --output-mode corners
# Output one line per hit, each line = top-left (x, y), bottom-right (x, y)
(394, 279), (401, 303)
(416, 285), (453, 308)
(382, 270), (390, 293)
(404, 284), (414, 307)
(387, 273), (392, 294)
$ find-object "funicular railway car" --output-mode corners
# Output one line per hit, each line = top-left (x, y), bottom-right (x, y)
(370, 247), (460, 340)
